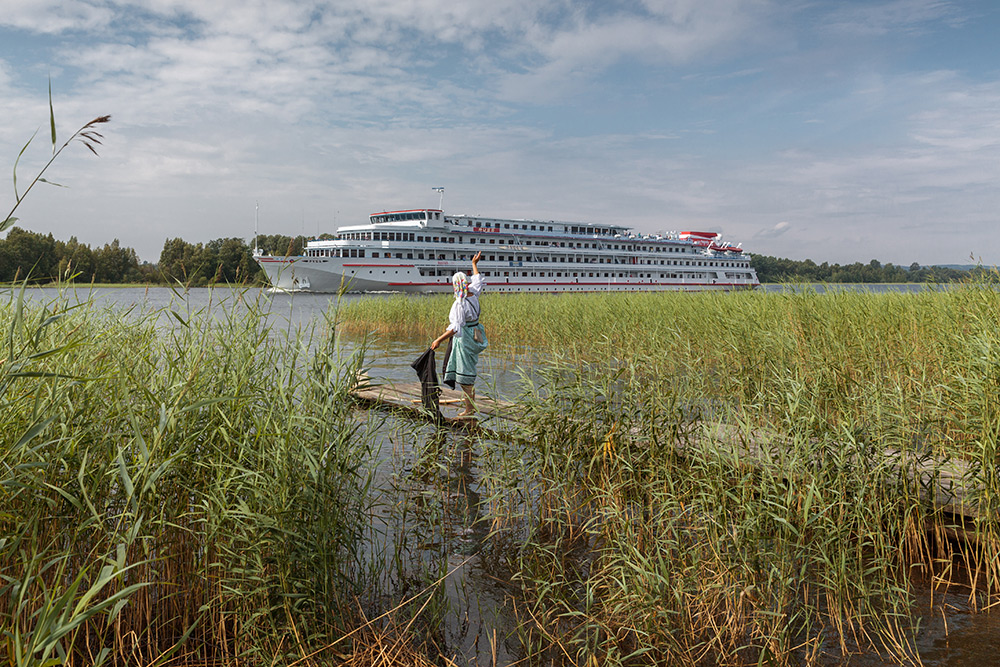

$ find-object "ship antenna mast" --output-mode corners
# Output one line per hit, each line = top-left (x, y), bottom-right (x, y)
(254, 201), (259, 255)
(432, 186), (444, 211)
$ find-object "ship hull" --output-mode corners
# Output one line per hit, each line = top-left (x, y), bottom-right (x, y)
(256, 256), (757, 294)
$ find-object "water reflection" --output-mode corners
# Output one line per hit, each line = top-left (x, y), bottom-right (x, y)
(378, 417), (516, 665)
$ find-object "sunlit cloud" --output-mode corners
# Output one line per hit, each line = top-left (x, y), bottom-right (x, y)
(0, 0), (114, 34)
(755, 221), (791, 239)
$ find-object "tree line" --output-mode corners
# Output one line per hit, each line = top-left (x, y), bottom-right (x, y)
(0, 226), (986, 285)
(749, 255), (984, 284)
(0, 227), (146, 284)
(0, 228), (307, 285)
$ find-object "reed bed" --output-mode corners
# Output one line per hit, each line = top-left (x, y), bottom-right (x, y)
(0, 287), (423, 666)
(7, 282), (1000, 665)
(472, 360), (936, 665)
(345, 283), (1000, 664)
(342, 285), (999, 460)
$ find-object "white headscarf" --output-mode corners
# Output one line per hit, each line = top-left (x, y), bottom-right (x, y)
(452, 271), (469, 299)
(448, 271), (480, 332)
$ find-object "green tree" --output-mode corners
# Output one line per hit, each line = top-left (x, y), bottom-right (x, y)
(93, 239), (140, 283)
(208, 237), (257, 283)
(57, 236), (96, 281)
(256, 234), (306, 257)
(158, 237), (203, 284)
(0, 227), (58, 282)
(751, 253), (973, 284)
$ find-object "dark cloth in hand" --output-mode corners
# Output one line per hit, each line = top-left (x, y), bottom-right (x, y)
(440, 338), (455, 389)
(411, 348), (443, 421)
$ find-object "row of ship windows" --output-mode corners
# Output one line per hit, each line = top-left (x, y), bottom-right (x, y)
(308, 249), (366, 257)
(453, 221), (623, 236)
(453, 221), (560, 232)
(368, 221), (599, 234)
(362, 268), (751, 280)
(369, 216), (622, 236)
(304, 248), (742, 268)
(373, 252), (740, 268)
(336, 231), (698, 253)
(411, 269), (745, 280)
(370, 211), (443, 223)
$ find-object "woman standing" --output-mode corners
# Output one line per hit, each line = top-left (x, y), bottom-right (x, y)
(431, 251), (487, 416)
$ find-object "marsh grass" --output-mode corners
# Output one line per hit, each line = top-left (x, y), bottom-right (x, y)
(468, 359), (945, 665)
(6, 280), (1000, 665)
(346, 282), (1000, 664)
(343, 284), (1000, 461)
(0, 285), (398, 665)
(2, 102), (455, 665)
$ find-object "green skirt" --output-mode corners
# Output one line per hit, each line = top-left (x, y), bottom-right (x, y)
(444, 320), (488, 387)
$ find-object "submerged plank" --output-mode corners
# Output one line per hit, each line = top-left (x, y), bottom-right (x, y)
(352, 381), (516, 429)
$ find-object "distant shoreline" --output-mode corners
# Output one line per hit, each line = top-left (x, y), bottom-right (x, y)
(0, 280), (985, 291)
(0, 282), (266, 290)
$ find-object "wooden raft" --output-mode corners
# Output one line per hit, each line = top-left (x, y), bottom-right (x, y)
(352, 381), (516, 428)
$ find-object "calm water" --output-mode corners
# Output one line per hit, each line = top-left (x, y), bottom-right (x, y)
(6, 284), (999, 665)
(6, 284), (526, 392)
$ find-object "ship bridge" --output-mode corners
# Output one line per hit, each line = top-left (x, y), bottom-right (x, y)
(369, 209), (444, 228)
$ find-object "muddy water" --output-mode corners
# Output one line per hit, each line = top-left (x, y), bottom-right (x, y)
(12, 285), (999, 665)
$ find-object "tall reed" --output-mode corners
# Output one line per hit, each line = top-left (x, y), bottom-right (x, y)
(343, 284), (1000, 460)
(473, 358), (940, 664)
(8, 280), (1000, 665)
(1, 286), (383, 665)
(345, 282), (1000, 664)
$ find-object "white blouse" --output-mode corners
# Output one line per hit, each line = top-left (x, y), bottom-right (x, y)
(447, 273), (485, 333)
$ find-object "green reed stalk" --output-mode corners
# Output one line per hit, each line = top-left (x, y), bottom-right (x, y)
(1, 287), (384, 665)
(383, 281), (1000, 665)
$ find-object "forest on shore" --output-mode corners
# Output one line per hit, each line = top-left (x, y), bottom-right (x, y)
(0, 227), (305, 286)
(0, 225), (988, 286)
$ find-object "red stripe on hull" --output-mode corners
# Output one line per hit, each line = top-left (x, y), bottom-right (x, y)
(387, 281), (755, 288)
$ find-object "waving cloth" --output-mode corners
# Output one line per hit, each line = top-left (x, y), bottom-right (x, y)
(410, 348), (444, 423)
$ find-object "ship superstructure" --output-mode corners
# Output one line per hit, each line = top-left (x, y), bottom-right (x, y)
(254, 208), (759, 293)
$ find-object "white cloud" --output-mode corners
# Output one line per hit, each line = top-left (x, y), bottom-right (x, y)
(497, 0), (775, 102)
(0, 0), (114, 33)
(755, 221), (791, 239)
(821, 0), (964, 36)
(2, 0), (998, 268)
(722, 75), (1000, 262)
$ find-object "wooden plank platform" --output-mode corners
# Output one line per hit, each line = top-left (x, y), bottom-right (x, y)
(352, 381), (517, 429)
(351, 381), (987, 524)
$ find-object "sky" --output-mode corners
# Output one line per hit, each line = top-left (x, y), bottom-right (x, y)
(1, 0), (998, 266)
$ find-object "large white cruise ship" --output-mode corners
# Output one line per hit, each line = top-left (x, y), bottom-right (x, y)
(253, 208), (759, 293)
